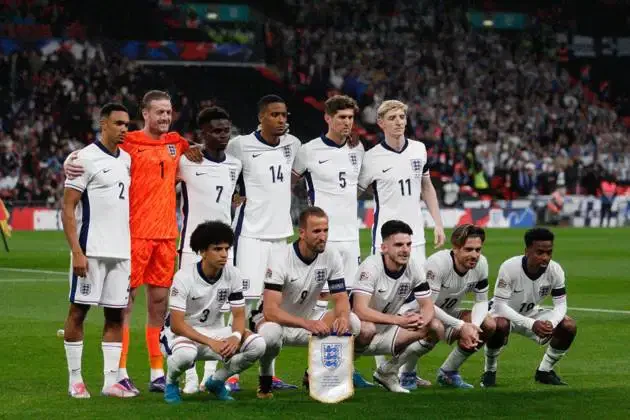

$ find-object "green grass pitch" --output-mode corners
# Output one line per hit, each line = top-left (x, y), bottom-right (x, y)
(1, 228), (630, 419)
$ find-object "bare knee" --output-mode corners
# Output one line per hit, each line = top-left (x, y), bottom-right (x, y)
(482, 316), (497, 336)
(67, 303), (89, 325)
(557, 316), (577, 336)
(104, 307), (124, 327)
(427, 318), (444, 343)
(357, 321), (376, 345)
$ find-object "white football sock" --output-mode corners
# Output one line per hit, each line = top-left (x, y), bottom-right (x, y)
(484, 346), (503, 372)
(185, 366), (199, 384)
(150, 368), (164, 381)
(440, 346), (474, 373)
(166, 346), (197, 385)
(64, 340), (84, 386)
(117, 367), (129, 381)
(374, 355), (387, 369)
(102, 342), (122, 389)
(538, 346), (567, 372)
(396, 340), (434, 375)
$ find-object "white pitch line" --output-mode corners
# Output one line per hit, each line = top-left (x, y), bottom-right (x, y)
(1, 267), (629, 314)
(0, 267), (66, 275)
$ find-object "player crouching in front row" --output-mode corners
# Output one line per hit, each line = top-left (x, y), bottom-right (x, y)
(483, 228), (577, 387)
(160, 221), (266, 404)
(253, 206), (361, 399)
(352, 221), (470, 393)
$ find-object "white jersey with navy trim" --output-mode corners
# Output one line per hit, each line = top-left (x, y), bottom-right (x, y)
(226, 131), (301, 240)
(492, 256), (566, 317)
(177, 152), (242, 254)
(425, 250), (489, 312)
(353, 254), (430, 315)
(263, 242), (346, 319)
(168, 262), (245, 330)
(358, 139), (429, 251)
(292, 136), (364, 242)
(64, 141), (131, 259)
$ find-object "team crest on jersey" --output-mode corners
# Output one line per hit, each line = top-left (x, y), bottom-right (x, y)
(167, 144), (177, 157)
(397, 283), (411, 297)
(230, 169), (237, 183)
(321, 343), (342, 370)
(539, 286), (551, 297)
(410, 159), (423, 178)
(349, 153), (358, 171)
(315, 269), (327, 283)
(466, 283), (476, 293)
(80, 282), (91, 296)
(282, 145), (292, 163)
(243, 279), (250, 290)
(217, 288), (229, 303)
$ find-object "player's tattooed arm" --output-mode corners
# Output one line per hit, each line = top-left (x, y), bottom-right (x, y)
(183, 145), (203, 163)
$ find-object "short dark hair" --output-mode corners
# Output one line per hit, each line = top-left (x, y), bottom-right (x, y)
(257, 94), (285, 114)
(451, 224), (486, 248)
(524, 228), (554, 248)
(142, 90), (171, 109)
(197, 106), (230, 127)
(325, 95), (359, 116)
(381, 220), (413, 241)
(100, 103), (129, 119)
(298, 206), (328, 228)
(190, 221), (234, 253)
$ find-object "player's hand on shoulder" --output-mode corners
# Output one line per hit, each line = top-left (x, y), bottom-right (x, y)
(184, 145), (203, 163)
(64, 151), (84, 179)
(71, 251), (88, 277)
(232, 193), (246, 208)
(532, 320), (554, 338)
(306, 319), (330, 337)
(332, 316), (350, 336)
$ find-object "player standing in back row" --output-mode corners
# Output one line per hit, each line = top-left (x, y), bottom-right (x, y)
(226, 94), (301, 390)
(61, 103), (134, 398)
(176, 107), (242, 394)
(358, 99), (445, 386)
(65, 90), (203, 393)
(482, 228), (577, 387)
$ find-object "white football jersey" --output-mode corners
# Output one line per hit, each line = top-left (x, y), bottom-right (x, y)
(226, 131), (301, 240)
(64, 142), (131, 259)
(492, 256), (566, 317)
(168, 262), (245, 329)
(425, 250), (489, 312)
(177, 152), (242, 254)
(292, 136), (364, 242)
(353, 254), (430, 315)
(263, 242), (346, 318)
(358, 139), (429, 251)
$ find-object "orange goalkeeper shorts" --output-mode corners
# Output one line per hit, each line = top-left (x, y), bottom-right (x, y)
(130, 238), (177, 289)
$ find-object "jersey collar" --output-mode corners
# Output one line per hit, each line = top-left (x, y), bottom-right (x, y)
(94, 140), (120, 158)
(521, 256), (547, 281)
(254, 130), (281, 148)
(450, 251), (468, 277)
(293, 240), (317, 265)
(203, 150), (226, 163)
(382, 254), (405, 279)
(320, 134), (346, 148)
(380, 138), (408, 154)
(196, 261), (223, 285)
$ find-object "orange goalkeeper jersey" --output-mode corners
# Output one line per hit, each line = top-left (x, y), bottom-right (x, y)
(120, 130), (189, 239)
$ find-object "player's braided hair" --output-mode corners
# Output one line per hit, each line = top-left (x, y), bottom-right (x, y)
(451, 224), (486, 248)
(190, 221), (234, 253)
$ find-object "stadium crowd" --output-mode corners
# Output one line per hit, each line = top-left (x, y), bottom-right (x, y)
(1, 0), (629, 207)
(274, 0), (630, 197)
